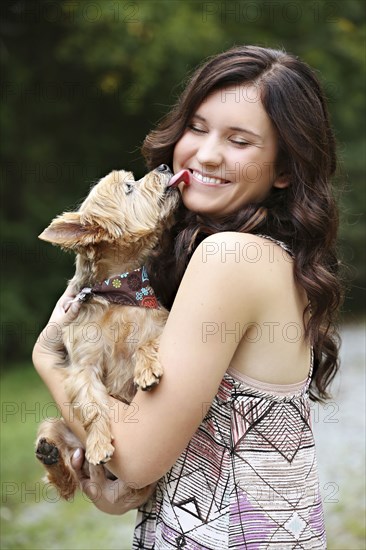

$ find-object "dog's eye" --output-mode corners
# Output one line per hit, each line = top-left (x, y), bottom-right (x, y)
(124, 182), (134, 195)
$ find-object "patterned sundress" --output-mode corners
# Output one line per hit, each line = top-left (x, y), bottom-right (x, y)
(132, 238), (326, 549)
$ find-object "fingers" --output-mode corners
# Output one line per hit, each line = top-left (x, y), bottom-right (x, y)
(70, 456), (103, 498)
(48, 292), (81, 327)
(71, 449), (90, 488)
(62, 297), (82, 319)
(79, 464), (107, 500)
(33, 280), (82, 389)
(62, 283), (78, 300)
(88, 464), (106, 482)
(60, 283), (83, 321)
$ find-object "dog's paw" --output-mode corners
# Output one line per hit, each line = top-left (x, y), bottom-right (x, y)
(85, 440), (115, 466)
(134, 367), (162, 391)
(35, 438), (60, 465)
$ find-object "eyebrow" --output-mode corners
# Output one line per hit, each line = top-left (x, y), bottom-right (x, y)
(192, 114), (262, 140)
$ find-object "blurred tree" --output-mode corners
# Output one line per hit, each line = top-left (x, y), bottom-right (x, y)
(1, 0), (365, 363)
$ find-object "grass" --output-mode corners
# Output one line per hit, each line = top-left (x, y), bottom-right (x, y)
(0, 364), (136, 550)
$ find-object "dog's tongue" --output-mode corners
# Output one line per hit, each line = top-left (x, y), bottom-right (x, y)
(168, 169), (190, 187)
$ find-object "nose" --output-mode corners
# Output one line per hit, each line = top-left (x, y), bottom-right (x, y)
(196, 135), (222, 166)
(156, 164), (172, 174)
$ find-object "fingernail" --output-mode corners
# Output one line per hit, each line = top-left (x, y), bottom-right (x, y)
(73, 448), (81, 460)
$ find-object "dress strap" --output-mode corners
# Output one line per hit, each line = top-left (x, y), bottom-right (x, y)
(256, 234), (294, 258)
(304, 346), (315, 391)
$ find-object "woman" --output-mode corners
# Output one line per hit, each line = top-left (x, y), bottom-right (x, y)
(33, 46), (342, 549)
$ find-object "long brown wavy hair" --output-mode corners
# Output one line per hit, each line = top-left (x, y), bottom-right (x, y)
(142, 45), (342, 402)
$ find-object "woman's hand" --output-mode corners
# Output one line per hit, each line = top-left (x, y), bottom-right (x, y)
(32, 285), (82, 371)
(71, 449), (156, 515)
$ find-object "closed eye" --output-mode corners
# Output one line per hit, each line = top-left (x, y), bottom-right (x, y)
(187, 124), (207, 134)
(229, 139), (250, 147)
(188, 124), (249, 146)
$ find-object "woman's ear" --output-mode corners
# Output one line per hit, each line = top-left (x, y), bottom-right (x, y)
(273, 173), (290, 189)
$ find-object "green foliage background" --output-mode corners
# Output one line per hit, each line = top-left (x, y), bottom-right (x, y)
(1, 0), (365, 363)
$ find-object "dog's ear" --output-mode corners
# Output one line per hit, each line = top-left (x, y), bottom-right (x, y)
(39, 212), (91, 249)
(39, 211), (122, 250)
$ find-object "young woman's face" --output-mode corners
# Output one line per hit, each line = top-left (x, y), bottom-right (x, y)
(172, 85), (288, 217)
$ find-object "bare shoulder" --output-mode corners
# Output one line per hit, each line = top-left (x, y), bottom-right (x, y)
(185, 231), (294, 291)
(174, 231), (293, 324)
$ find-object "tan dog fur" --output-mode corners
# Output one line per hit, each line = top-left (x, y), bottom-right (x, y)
(35, 167), (179, 501)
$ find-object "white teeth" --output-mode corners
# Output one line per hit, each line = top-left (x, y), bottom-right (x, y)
(192, 170), (226, 184)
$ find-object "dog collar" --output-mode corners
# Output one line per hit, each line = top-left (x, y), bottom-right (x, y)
(76, 266), (159, 309)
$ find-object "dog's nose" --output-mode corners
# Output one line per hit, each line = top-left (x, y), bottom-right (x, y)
(156, 164), (171, 174)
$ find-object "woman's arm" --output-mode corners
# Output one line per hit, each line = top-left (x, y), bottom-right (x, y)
(32, 286), (86, 442)
(33, 233), (268, 489)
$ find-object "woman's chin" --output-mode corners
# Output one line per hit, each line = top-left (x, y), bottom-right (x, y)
(181, 199), (228, 218)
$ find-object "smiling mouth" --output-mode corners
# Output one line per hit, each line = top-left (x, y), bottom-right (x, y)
(190, 169), (231, 186)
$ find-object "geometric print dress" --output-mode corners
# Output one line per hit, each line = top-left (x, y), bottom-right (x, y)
(132, 357), (326, 549)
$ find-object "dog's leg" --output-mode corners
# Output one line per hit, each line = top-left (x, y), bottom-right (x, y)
(65, 365), (115, 465)
(35, 418), (80, 500)
(133, 338), (163, 391)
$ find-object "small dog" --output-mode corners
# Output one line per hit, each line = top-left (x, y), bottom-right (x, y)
(35, 165), (186, 501)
